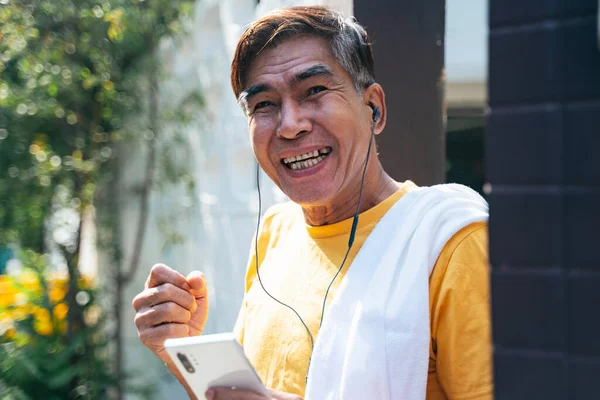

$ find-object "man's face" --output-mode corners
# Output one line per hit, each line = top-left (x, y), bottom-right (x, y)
(242, 36), (374, 207)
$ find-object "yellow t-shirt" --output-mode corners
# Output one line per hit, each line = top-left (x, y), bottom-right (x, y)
(234, 181), (493, 399)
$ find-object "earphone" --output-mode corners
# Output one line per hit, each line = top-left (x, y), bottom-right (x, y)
(372, 105), (380, 122)
(253, 104), (379, 381)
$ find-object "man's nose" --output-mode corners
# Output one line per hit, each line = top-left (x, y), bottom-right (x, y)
(276, 101), (312, 140)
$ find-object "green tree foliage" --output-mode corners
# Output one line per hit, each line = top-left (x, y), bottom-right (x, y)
(0, 0), (194, 249)
(0, 0), (196, 398)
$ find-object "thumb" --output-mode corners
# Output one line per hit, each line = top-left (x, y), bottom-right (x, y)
(186, 271), (209, 336)
(186, 270), (207, 298)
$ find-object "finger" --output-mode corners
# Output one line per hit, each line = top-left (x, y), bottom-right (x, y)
(132, 283), (196, 313)
(138, 323), (189, 348)
(134, 302), (192, 330)
(186, 271), (209, 336)
(206, 387), (266, 400)
(145, 264), (191, 290)
(187, 270), (207, 299)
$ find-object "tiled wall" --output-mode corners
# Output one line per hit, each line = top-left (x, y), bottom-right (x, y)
(487, 1), (600, 398)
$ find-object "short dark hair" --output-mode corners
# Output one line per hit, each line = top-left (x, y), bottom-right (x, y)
(230, 6), (375, 99)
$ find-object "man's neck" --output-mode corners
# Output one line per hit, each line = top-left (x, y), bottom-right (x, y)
(301, 166), (400, 226)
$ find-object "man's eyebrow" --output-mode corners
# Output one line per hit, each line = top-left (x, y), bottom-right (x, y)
(237, 65), (334, 105)
(291, 64), (334, 85)
(238, 83), (272, 105)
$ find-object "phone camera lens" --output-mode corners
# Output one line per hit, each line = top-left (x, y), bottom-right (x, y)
(177, 352), (195, 374)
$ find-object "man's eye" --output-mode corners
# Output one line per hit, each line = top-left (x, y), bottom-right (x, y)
(308, 86), (327, 96)
(254, 101), (272, 111)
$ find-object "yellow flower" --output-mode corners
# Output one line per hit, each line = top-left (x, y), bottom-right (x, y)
(48, 284), (66, 303)
(53, 303), (68, 321)
(32, 306), (54, 335)
(32, 306), (51, 322)
(33, 319), (53, 336)
(5, 326), (16, 339)
(0, 291), (15, 308)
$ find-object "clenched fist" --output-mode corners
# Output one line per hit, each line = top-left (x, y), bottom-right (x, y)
(132, 264), (209, 365)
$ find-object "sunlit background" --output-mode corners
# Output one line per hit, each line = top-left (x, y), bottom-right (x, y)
(0, 0), (489, 399)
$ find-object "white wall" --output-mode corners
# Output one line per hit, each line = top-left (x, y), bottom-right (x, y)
(445, 0), (488, 83)
(445, 0), (488, 107)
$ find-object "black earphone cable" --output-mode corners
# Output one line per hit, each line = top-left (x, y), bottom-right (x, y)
(319, 117), (376, 328)
(253, 112), (378, 380)
(254, 164), (316, 350)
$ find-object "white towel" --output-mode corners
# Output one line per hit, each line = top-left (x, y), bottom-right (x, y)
(304, 184), (489, 400)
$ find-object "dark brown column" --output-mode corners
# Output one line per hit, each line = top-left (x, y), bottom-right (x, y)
(354, 0), (446, 186)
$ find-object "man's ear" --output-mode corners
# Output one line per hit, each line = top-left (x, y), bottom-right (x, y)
(363, 83), (386, 135)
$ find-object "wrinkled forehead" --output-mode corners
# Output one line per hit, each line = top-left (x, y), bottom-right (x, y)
(247, 36), (339, 80)
(238, 37), (350, 104)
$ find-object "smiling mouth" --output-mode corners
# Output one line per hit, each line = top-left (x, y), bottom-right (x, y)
(281, 146), (332, 170)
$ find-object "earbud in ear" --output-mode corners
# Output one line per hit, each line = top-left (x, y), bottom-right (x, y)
(371, 106), (380, 122)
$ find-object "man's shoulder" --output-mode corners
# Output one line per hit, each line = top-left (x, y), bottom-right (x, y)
(411, 183), (486, 202)
(402, 183), (489, 223)
(444, 221), (488, 257)
(384, 183), (488, 227)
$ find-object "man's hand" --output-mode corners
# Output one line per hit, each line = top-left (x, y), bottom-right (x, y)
(132, 264), (209, 364)
(205, 388), (302, 400)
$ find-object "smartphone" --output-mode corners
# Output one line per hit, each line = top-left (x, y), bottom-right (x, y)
(164, 332), (271, 399)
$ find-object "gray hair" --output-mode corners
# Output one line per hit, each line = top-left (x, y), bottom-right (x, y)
(231, 6), (376, 99)
(330, 15), (376, 93)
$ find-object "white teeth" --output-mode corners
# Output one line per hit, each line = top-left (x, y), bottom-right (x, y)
(289, 155), (324, 170)
(282, 147), (331, 164)
(282, 146), (332, 169)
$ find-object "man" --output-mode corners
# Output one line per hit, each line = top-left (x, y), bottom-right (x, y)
(133, 6), (493, 400)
